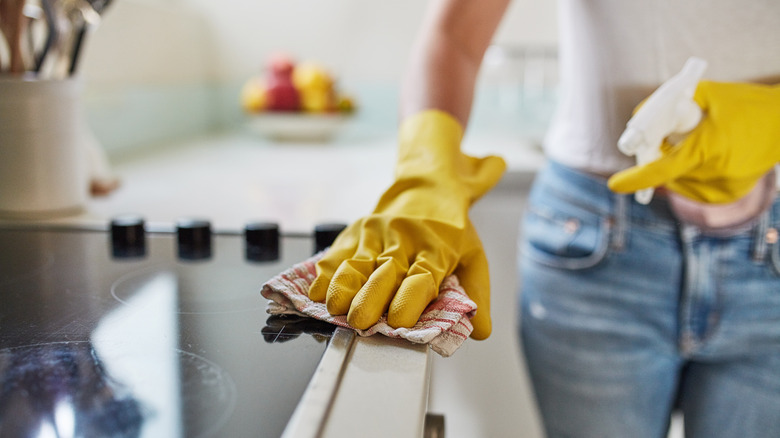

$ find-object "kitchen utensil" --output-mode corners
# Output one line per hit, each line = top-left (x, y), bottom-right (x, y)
(21, 2), (41, 69)
(39, 0), (98, 79)
(33, 0), (58, 73)
(0, 0), (27, 74)
(46, 0), (80, 78)
(36, 0), (71, 78)
(68, 0), (110, 74)
(0, 13), (8, 72)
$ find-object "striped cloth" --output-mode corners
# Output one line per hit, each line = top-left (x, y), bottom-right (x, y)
(260, 253), (478, 357)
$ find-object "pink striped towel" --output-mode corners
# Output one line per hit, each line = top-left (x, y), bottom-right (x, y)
(260, 253), (478, 357)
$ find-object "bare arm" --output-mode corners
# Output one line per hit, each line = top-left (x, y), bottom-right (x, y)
(400, 0), (512, 125)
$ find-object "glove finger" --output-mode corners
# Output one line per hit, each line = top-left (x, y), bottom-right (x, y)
(607, 137), (702, 194)
(387, 261), (439, 329)
(346, 257), (406, 329)
(345, 238), (411, 328)
(454, 243), (492, 340)
(465, 155), (507, 200)
(309, 244), (358, 302)
(310, 218), (382, 303)
(325, 257), (377, 315)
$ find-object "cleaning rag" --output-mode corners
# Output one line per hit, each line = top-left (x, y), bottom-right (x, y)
(260, 252), (478, 357)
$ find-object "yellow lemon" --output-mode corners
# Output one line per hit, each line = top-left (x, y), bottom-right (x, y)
(299, 88), (334, 113)
(240, 77), (267, 112)
(292, 62), (333, 92)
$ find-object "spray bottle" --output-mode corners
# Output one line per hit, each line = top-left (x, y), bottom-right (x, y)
(617, 57), (708, 204)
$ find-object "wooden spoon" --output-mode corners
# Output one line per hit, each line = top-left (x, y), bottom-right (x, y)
(0, 0), (28, 74)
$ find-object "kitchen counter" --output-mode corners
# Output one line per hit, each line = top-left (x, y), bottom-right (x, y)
(14, 129), (545, 233)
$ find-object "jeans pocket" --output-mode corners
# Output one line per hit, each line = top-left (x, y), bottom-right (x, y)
(522, 202), (611, 270)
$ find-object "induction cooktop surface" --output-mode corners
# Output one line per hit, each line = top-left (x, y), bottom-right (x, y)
(0, 220), (343, 437)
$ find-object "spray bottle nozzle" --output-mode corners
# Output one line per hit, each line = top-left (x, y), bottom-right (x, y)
(617, 128), (646, 156)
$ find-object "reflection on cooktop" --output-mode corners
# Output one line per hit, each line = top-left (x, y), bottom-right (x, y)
(0, 341), (236, 438)
(262, 315), (336, 344)
(0, 342), (145, 437)
(111, 265), (265, 315)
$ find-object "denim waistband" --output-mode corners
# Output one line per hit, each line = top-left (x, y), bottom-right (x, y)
(535, 160), (678, 226)
(535, 160), (780, 239)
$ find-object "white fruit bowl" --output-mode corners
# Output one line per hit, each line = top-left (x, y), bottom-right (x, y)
(246, 112), (351, 142)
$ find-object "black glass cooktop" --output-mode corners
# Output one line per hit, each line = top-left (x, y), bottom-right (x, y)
(0, 220), (343, 438)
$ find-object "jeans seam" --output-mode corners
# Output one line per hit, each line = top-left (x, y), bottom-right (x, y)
(610, 194), (628, 252)
(753, 207), (780, 276)
(752, 211), (770, 262)
(770, 238), (780, 276)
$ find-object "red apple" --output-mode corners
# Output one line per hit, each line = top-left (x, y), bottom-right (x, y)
(262, 53), (300, 111)
(268, 53), (295, 76)
(265, 79), (300, 111)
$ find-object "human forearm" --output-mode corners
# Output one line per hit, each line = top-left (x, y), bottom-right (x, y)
(400, 0), (511, 125)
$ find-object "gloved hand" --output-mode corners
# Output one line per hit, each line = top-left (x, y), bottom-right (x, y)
(608, 80), (780, 203)
(308, 110), (506, 339)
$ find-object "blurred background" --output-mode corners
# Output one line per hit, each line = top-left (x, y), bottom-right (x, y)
(78, 0), (559, 154)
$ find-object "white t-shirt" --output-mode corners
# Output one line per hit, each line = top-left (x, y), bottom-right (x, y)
(544, 0), (780, 174)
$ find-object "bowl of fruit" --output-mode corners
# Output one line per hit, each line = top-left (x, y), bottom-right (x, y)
(242, 54), (356, 142)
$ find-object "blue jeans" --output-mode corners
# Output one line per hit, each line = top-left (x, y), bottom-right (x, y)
(519, 161), (780, 438)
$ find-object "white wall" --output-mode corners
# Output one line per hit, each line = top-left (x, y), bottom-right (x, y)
(185, 0), (557, 84)
(84, 0), (557, 85)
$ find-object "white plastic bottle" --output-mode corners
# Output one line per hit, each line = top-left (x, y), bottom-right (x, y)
(617, 57), (708, 204)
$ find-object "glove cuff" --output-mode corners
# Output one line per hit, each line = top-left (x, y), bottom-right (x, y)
(394, 109), (506, 203)
(397, 110), (464, 171)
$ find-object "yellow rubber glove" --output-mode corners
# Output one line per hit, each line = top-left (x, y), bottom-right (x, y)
(608, 81), (780, 203)
(308, 110), (506, 339)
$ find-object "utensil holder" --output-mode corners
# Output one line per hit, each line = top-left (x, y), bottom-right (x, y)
(0, 77), (89, 218)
